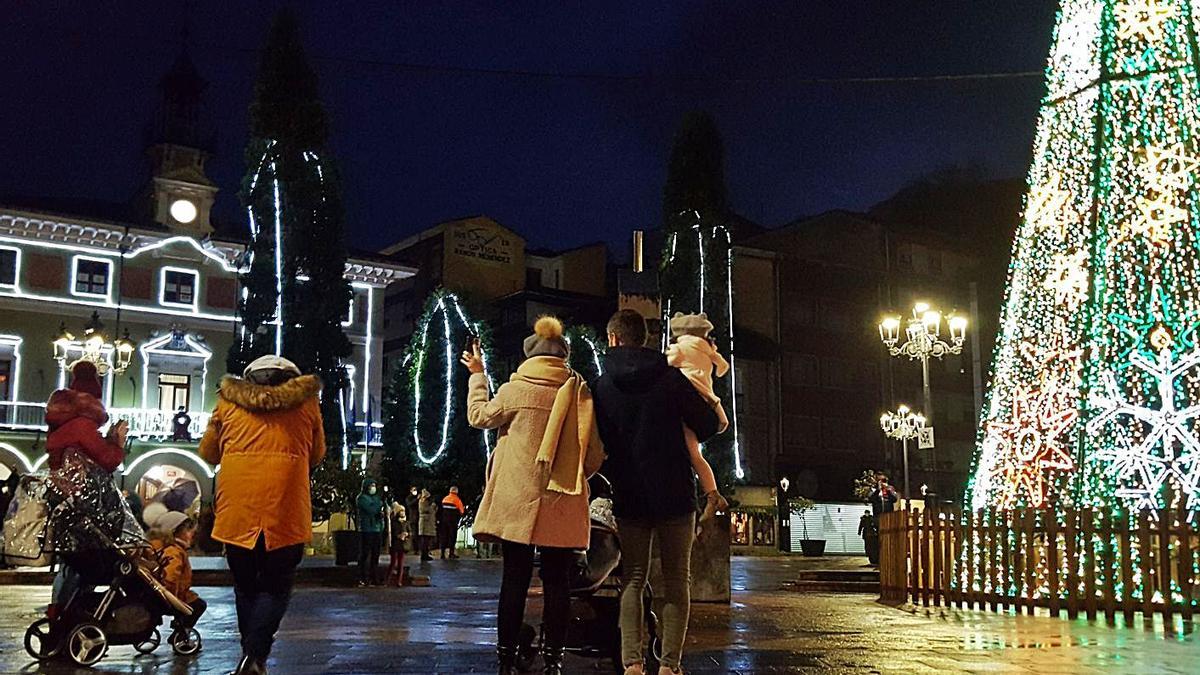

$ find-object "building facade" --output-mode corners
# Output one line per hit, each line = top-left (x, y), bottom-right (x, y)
(381, 216), (611, 375)
(0, 51), (414, 511)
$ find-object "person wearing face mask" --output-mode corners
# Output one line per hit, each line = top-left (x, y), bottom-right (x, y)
(418, 489), (438, 563)
(405, 487), (421, 554)
(356, 479), (385, 587)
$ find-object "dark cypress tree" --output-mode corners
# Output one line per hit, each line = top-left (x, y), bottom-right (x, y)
(658, 111), (741, 489)
(230, 9), (355, 498)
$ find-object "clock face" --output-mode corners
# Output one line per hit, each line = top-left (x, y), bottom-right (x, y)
(170, 198), (198, 224)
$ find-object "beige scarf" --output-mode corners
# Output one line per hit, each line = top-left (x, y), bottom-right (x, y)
(511, 356), (595, 495)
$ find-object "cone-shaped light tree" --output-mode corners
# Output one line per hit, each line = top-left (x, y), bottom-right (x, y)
(968, 0), (1200, 513)
(228, 10), (356, 510)
(659, 111), (743, 485)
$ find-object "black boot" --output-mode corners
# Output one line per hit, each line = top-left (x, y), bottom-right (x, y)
(496, 645), (519, 675)
(541, 645), (565, 675)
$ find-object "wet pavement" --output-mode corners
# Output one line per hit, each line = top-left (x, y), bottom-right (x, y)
(0, 557), (1195, 673)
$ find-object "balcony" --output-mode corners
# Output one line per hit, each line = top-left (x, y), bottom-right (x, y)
(0, 402), (211, 441)
(0, 402), (379, 446)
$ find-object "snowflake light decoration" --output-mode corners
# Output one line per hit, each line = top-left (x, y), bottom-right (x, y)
(1088, 328), (1200, 509)
(1140, 143), (1199, 193)
(1129, 193), (1185, 246)
(1044, 249), (1089, 309)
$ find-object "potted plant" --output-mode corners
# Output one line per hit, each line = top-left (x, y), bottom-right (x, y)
(789, 497), (825, 557)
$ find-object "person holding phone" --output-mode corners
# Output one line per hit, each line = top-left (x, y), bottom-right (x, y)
(462, 316), (606, 675)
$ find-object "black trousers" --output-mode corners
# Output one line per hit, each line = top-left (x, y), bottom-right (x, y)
(173, 597), (207, 629)
(358, 531), (382, 583)
(497, 541), (574, 650)
(225, 538), (304, 661)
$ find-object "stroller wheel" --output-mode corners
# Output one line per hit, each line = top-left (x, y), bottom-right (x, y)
(133, 628), (161, 654)
(67, 623), (108, 666)
(169, 626), (202, 656)
(23, 618), (60, 660)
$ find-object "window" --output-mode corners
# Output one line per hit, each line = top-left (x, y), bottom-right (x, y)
(341, 295), (355, 326)
(896, 245), (913, 269)
(0, 248), (16, 286)
(526, 268), (542, 288)
(73, 257), (111, 296)
(162, 269), (197, 306)
(0, 359), (10, 400)
(784, 353), (819, 387)
(928, 251), (943, 276)
(157, 373), (190, 411)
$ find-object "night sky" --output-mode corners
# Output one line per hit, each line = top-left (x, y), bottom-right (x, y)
(1, 2), (1058, 255)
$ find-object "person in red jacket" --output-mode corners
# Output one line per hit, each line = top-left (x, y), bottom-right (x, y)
(44, 360), (128, 624)
(45, 360), (126, 473)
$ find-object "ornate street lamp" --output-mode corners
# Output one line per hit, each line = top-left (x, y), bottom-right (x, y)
(53, 311), (137, 375)
(878, 302), (965, 498)
(880, 404), (926, 509)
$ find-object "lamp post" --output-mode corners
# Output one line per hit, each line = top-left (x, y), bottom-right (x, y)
(878, 302), (965, 498)
(777, 476), (791, 553)
(53, 311), (136, 375)
(880, 405), (926, 509)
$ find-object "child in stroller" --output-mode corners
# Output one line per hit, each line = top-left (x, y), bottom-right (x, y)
(22, 458), (203, 667)
(520, 475), (661, 674)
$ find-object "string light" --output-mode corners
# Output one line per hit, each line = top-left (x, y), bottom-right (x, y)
(965, 0), (1200, 604)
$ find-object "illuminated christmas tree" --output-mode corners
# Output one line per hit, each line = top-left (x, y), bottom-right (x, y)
(968, 0), (1200, 513)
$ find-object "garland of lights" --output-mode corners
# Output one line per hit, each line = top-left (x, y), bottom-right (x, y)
(663, 221), (744, 480)
(405, 289), (496, 464)
(962, 0), (1200, 603)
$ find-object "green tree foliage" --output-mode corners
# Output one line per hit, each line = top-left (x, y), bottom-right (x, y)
(381, 290), (502, 524)
(565, 323), (607, 387)
(227, 9), (355, 506)
(659, 111), (740, 489)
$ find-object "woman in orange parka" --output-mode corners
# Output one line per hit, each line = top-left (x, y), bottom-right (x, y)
(199, 355), (324, 675)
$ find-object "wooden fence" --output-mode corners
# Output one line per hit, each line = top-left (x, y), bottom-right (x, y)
(878, 506), (1199, 631)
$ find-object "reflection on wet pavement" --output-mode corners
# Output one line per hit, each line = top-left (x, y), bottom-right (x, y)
(0, 557), (1194, 673)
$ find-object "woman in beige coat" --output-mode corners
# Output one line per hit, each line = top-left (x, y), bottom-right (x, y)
(461, 316), (604, 675)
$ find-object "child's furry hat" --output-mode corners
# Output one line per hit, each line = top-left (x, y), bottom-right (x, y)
(669, 312), (714, 338)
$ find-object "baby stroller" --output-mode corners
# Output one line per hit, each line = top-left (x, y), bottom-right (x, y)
(19, 452), (202, 667)
(519, 475), (661, 673)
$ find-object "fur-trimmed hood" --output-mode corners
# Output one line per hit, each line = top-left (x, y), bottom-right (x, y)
(45, 388), (108, 429)
(218, 374), (322, 412)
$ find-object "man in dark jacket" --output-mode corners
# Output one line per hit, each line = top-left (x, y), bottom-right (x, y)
(591, 309), (720, 674)
(405, 487), (421, 554)
(356, 479), (384, 586)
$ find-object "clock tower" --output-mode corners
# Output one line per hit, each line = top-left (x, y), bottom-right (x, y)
(143, 49), (217, 237)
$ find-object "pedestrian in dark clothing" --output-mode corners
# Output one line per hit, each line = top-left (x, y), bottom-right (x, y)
(405, 487), (421, 554)
(356, 478), (385, 586)
(591, 310), (721, 675)
(868, 474), (899, 517)
(438, 486), (465, 559)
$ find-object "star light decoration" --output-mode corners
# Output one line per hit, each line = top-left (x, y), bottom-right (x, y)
(981, 340), (1082, 509)
(1044, 249), (1090, 309)
(1025, 172), (1075, 238)
(1115, 0), (1177, 42)
(1088, 326), (1200, 510)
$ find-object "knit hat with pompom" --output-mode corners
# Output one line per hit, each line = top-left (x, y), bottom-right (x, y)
(523, 316), (569, 359)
